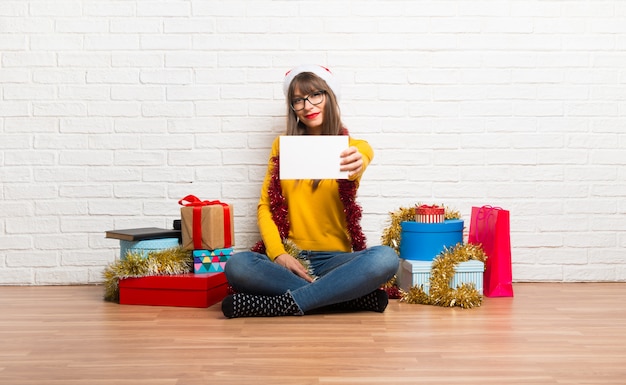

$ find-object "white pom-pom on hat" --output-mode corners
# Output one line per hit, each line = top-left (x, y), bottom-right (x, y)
(283, 64), (341, 100)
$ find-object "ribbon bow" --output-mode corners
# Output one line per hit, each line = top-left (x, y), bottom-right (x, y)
(417, 204), (442, 210)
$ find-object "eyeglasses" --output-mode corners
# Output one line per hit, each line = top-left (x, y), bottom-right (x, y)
(290, 91), (326, 111)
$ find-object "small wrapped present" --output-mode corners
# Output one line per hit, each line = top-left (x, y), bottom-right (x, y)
(119, 273), (229, 308)
(193, 248), (233, 274)
(179, 195), (234, 250)
(415, 204), (445, 223)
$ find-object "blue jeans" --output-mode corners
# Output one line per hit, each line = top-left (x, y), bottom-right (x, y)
(224, 245), (399, 312)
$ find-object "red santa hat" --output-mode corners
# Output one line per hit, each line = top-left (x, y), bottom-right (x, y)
(283, 64), (341, 100)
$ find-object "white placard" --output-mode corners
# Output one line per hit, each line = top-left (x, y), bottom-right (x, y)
(279, 136), (349, 180)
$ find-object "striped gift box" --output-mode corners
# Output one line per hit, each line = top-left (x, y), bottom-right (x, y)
(398, 259), (484, 295)
(415, 205), (445, 223)
(120, 238), (180, 260)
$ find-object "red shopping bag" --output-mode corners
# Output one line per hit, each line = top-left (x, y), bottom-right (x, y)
(468, 206), (513, 297)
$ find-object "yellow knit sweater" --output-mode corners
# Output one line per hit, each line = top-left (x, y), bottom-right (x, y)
(257, 136), (373, 260)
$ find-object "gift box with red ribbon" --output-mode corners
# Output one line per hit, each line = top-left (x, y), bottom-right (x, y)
(179, 195), (234, 251)
(119, 273), (228, 308)
(415, 204), (445, 223)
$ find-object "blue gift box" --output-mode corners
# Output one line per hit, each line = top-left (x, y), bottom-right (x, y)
(120, 238), (180, 259)
(398, 258), (484, 295)
(193, 248), (233, 274)
(399, 219), (464, 261)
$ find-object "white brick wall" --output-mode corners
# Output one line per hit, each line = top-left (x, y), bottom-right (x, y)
(1, 0), (625, 284)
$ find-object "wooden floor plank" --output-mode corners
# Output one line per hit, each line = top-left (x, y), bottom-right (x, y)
(0, 283), (625, 385)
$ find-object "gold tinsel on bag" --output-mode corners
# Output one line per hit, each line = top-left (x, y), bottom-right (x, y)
(103, 247), (192, 303)
(381, 204), (486, 309)
(401, 243), (487, 309)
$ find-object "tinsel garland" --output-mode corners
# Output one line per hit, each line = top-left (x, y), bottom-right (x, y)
(251, 156), (288, 255)
(102, 247), (192, 303)
(381, 275), (402, 299)
(381, 204), (488, 308)
(379, 206), (416, 299)
(381, 206), (415, 255)
(338, 178), (366, 251)
(401, 243), (487, 309)
(283, 239), (316, 278)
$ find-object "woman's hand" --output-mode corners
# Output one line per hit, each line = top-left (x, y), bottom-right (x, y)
(340, 146), (363, 178)
(274, 253), (314, 283)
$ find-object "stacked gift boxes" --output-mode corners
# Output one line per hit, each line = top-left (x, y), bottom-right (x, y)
(397, 207), (483, 293)
(107, 226), (230, 308)
(179, 195), (235, 275)
(108, 196), (236, 308)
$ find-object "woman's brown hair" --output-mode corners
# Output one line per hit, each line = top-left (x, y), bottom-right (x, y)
(285, 72), (343, 136)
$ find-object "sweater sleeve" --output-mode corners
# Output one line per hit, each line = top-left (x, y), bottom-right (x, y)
(256, 137), (286, 260)
(348, 137), (374, 184)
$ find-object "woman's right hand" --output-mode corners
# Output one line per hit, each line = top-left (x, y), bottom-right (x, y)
(274, 253), (314, 283)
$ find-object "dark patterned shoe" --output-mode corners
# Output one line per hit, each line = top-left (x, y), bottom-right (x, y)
(325, 289), (389, 313)
(221, 291), (303, 319)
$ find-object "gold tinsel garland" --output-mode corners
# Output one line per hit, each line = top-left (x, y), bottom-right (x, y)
(102, 247), (193, 303)
(381, 204), (487, 309)
(401, 243), (487, 309)
(381, 206), (415, 255)
(283, 239), (317, 279)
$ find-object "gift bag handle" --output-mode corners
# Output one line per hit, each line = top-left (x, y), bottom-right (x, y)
(472, 205), (502, 244)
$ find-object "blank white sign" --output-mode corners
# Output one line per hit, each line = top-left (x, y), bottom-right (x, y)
(279, 136), (349, 180)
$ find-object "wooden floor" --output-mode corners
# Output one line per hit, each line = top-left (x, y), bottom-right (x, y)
(1, 283), (625, 385)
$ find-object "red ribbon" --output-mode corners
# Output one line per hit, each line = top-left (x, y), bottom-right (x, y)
(416, 204), (444, 213)
(178, 195), (232, 249)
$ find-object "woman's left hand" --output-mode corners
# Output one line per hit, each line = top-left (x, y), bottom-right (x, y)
(340, 146), (363, 179)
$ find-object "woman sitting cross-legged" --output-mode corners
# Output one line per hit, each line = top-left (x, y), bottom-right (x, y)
(221, 65), (399, 319)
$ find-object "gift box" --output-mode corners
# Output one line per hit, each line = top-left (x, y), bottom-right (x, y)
(193, 248), (233, 274)
(398, 258), (484, 295)
(415, 204), (445, 223)
(179, 195), (234, 251)
(119, 238), (180, 260)
(119, 273), (229, 308)
(400, 219), (463, 261)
